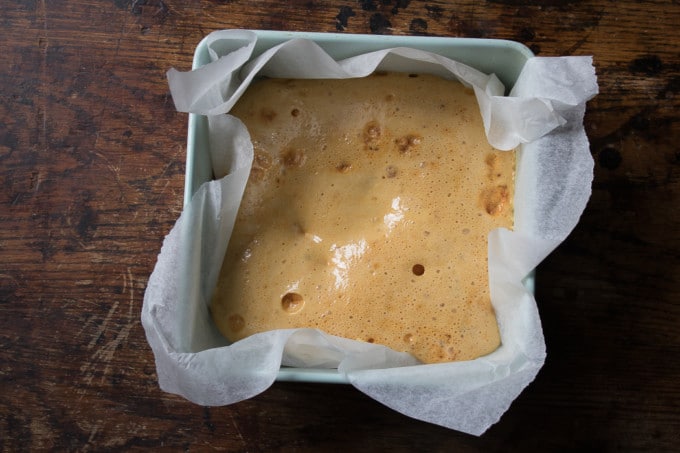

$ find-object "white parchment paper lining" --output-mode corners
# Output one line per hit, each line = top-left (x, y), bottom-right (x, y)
(142, 30), (598, 435)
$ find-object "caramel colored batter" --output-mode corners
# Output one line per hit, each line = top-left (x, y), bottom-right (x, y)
(211, 72), (514, 364)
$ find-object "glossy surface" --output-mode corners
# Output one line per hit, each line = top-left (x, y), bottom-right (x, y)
(211, 73), (514, 364)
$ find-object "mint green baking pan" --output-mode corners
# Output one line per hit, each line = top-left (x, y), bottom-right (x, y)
(184, 30), (535, 384)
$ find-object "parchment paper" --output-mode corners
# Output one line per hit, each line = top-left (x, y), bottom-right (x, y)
(142, 30), (598, 435)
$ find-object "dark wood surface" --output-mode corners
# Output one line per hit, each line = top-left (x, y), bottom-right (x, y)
(1, 0), (679, 451)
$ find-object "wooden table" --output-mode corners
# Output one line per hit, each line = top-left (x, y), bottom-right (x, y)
(2, 1), (678, 450)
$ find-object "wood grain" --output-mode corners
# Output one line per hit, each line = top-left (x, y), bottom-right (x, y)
(1, 0), (679, 450)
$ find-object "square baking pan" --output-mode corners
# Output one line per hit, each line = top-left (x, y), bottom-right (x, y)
(183, 30), (535, 384)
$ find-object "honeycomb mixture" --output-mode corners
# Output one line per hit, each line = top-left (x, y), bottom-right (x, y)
(210, 72), (514, 364)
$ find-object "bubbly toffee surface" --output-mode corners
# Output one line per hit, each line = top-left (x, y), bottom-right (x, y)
(211, 72), (514, 364)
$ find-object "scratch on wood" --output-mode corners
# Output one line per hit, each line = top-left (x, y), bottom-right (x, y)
(80, 275), (142, 384)
(93, 150), (126, 200)
(95, 322), (134, 383)
(76, 317), (95, 337)
(150, 145), (183, 203)
(87, 301), (119, 350)
(127, 267), (134, 318)
(29, 415), (54, 449)
(82, 320), (136, 385)
(31, 170), (44, 194)
(156, 145), (183, 180)
(564, 6), (605, 55)
(78, 419), (102, 452)
(86, 423), (100, 445)
(228, 410), (247, 446)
